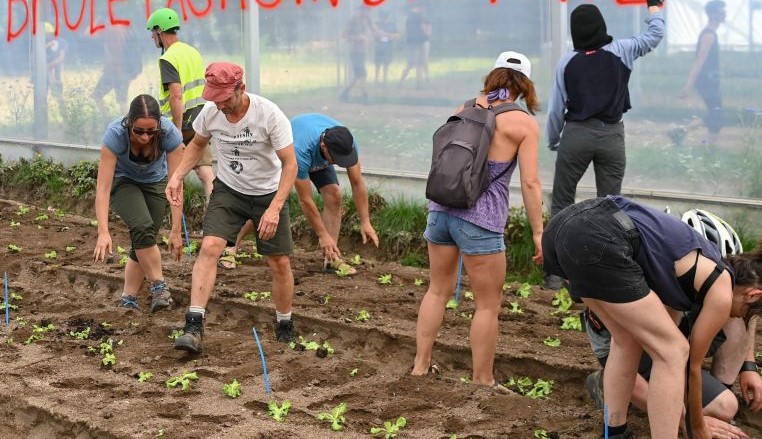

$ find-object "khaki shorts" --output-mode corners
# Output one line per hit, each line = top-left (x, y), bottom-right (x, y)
(203, 179), (293, 256)
(182, 128), (213, 168)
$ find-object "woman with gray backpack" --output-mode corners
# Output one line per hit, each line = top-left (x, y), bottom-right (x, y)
(411, 51), (544, 392)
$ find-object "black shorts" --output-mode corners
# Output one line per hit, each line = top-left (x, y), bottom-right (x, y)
(542, 198), (650, 303)
(309, 166), (339, 191)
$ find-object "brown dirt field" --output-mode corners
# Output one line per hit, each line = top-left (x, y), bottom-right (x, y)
(0, 198), (759, 439)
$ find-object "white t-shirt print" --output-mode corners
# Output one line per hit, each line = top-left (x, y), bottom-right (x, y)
(193, 93), (293, 196)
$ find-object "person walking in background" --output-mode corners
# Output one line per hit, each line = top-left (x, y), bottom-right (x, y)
(44, 22), (67, 117)
(543, 1), (665, 290)
(339, 7), (374, 103)
(543, 196), (762, 438)
(166, 62), (298, 352)
(679, 0), (726, 146)
(93, 26), (141, 117)
(147, 7), (215, 205)
(398, 4), (431, 88)
(93, 94), (184, 313)
(373, 10), (398, 84)
(412, 51), (544, 391)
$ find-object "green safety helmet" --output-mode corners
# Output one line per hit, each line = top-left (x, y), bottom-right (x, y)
(146, 8), (180, 32)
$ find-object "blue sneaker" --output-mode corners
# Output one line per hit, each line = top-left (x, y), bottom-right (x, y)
(120, 295), (140, 310)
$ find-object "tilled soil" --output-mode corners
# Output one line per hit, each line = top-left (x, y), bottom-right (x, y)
(0, 198), (759, 439)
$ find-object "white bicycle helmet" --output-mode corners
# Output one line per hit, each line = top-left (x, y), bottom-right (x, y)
(681, 209), (743, 257)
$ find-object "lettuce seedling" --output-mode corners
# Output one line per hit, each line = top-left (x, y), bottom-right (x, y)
(459, 312), (473, 320)
(102, 353), (117, 366)
(0, 301), (18, 311)
(24, 334), (43, 344)
(267, 400), (291, 422)
(155, 428), (165, 438)
(137, 371), (154, 383)
(166, 371), (198, 391)
(69, 327), (91, 340)
(35, 214), (49, 221)
(506, 376), (533, 394)
(118, 255), (129, 266)
(534, 429), (550, 439)
(356, 309), (371, 322)
(223, 379), (241, 398)
(9, 220), (20, 227)
(7, 244), (22, 253)
(525, 379), (554, 399)
(321, 294), (332, 305)
(350, 368), (359, 377)
(243, 291), (260, 302)
(543, 337), (561, 347)
(378, 274), (392, 285)
(44, 250), (58, 260)
(16, 205), (29, 216)
(551, 289), (573, 315)
(464, 291), (474, 301)
(317, 402), (347, 431)
(445, 299), (459, 310)
(370, 417), (407, 438)
(14, 316), (27, 327)
(515, 283), (532, 298)
(507, 302), (523, 314)
(414, 278), (424, 286)
(335, 264), (354, 277)
(350, 254), (362, 265)
(65, 246), (76, 252)
(117, 246), (126, 254)
(168, 329), (183, 341)
(459, 376), (471, 383)
(560, 315), (582, 331)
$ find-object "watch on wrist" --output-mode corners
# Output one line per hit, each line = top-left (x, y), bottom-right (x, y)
(740, 360), (759, 373)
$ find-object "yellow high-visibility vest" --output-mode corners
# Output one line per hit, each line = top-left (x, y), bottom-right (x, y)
(158, 41), (205, 120)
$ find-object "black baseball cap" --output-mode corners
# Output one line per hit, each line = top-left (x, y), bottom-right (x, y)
(322, 126), (357, 168)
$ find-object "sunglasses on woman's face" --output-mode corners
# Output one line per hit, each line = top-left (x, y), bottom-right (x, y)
(131, 127), (160, 136)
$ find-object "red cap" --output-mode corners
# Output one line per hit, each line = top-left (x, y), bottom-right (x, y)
(202, 62), (243, 102)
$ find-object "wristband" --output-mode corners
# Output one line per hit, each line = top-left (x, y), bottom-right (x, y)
(740, 360), (759, 373)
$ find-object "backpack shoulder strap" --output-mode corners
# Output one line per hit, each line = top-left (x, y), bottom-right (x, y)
(463, 98), (477, 109)
(490, 102), (526, 116)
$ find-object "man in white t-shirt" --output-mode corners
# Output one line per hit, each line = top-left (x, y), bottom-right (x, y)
(166, 62), (298, 352)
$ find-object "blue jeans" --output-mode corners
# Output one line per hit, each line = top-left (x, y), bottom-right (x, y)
(424, 211), (504, 255)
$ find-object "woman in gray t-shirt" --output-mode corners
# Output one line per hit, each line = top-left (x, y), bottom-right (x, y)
(93, 94), (184, 313)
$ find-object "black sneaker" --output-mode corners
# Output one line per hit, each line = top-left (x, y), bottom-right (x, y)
(149, 280), (173, 313)
(174, 312), (204, 353)
(585, 369), (604, 409)
(275, 319), (295, 342)
(600, 425), (634, 439)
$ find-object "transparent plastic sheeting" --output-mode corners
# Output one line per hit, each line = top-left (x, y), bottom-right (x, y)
(1, 0), (761, 200)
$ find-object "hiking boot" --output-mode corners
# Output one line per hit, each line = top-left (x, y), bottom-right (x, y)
(543, 273), (564, 290)
(174, 312), (204, 353)
(275, 319), (295, 343)
(586, 369), (604, 410)
(600, 425), (634, 439)
(120, 295), (141, 310)
(149, 280), (173, 313)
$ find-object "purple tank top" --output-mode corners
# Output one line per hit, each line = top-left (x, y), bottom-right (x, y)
(429, 160), (516, 232)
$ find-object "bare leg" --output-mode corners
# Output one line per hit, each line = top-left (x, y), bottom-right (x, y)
(412, 242), (459, 375)
(319, 184), (342, 244)
(463, 251), (505, 385)
(266, 255), (294, 314)
(194, 165), (215, 206)
(189, 236), (226, 308)
(135, 246), (163, 281)
(123, 258), (145, 295)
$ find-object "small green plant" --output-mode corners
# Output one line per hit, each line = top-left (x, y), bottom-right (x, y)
(525, 379), (554, 399)
(459, 312), (473, 320)
(378, 274), (393, 284)
(223, 379), (242, 398)
(321, 294), (332, 305)
(414, 278), (424, 286)
(370, 417), (407, 438)
(117, 245), (126, 254)
(317, 402), (347, 431)
(463, 291), (474, 301)
(137, 371), (154, 383)
(168, 329), (183, 340)
(16, 205), (29, 216)
(289, 336), (335, 355)
(551, 289), (573, 314)
(65, 246), (76, 252)
(507, 302), (524, 314)
(243, 291), (260, 301)
(515, 282), (532, 298)
(118, 255), (129, 266)
(9, 220), (19, 227)
(350, 254), (362, 265)
(267, 400), (291, 422)
(350, 368), (359, 377)
(155, 428), (166, 438)
(44, 250), (58, 260)
(543, 337), (561, 347)
(7, 244), (22, 253)
(166, 371), (198, 391)
(445, 299), (459, 310)
(335, 264), (354, 277)
(14, 316), (27, 327)
(356, 309), (371, 322)
(560, 315), (582, 331)
(35, 213), (48, 221)
(102, 353), (117, 366)
(69, 327), (91, 340)
(534, 429), (551, 439)
(459, 376), (471, 383)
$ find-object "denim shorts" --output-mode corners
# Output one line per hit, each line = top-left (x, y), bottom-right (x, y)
(424, 211), (505, 255)
(542, 197), (650, 303)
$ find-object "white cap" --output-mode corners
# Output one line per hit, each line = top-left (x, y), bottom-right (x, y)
(493, 51), (531, 79)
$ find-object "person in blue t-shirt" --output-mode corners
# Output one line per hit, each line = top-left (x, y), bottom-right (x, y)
(542, 196), (762, 439)
(93, 94), (184, 313)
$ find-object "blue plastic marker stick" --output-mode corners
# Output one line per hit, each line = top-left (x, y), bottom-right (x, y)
(4, 272), (9, 325)
(454, 254), (463, 303)
(604, 404), (609, 439)
(181, 214), (192, 256)
(251, 327), (272, 394)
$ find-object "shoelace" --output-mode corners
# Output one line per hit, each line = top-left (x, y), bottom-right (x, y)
(150, 281), (168, 296)
(121, 296), (140, 310)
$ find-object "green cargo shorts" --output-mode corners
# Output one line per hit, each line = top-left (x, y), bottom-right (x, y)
(110, 177), (168, 261)
(203, 179), (293, 256)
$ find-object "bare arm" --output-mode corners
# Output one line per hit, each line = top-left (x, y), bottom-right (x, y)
(165, 145), (184, 260)
(516, 118), (544, 265)
(168, 82), (184, 130)
(93, 147), (117, 262)
(294, 178), (340, 260)
(257, 144), (298, 240)
(740, 319), (762, 411)
(681, 32), (714, 95)
(166, 134), (209, 206)
(347, 162), (379, 247)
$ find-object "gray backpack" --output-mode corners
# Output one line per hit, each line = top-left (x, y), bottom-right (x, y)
(425, 99), (525, 209)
